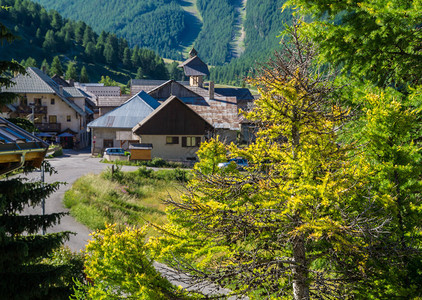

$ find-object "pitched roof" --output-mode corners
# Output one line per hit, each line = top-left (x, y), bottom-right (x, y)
(0, 117), (48, 174)
(87, 91), (160, 129)
(97, 95), (131, 107)
(133, 96), (213, 135)
(148, 80), (203, 100)
(3, 67), (86, 116)
(63, 87), (88, 98)
(179, 55), (210, 76)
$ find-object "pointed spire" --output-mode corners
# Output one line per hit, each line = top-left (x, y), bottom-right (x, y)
(189, 47), (198, 58)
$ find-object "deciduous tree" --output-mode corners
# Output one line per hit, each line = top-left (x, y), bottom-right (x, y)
(156, 27), (384, 299)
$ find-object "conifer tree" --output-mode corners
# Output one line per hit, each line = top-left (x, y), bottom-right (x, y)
(50, 56), (63, 76)
(65, 62), (78, 81)
(80, 66), (89, 83)
(157, 26), (383, 299)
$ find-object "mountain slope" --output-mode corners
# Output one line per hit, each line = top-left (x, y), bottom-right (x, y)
(33, 0), (292, 67)
(0, 0), (170, 83)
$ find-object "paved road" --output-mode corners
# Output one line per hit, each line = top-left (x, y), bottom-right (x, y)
(19, 149), (244, 298)
(21, 148), (138, 252)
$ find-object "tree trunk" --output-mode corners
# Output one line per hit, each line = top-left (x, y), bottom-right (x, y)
(292, 234), (309, 300)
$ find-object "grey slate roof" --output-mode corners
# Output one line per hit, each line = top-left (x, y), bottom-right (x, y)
(3, 67), (86, 116)
(97, 95), (131, 107)
(178, 56), (210, 76)
(87, 91), (160, 129)
(63, 87), (88, 98)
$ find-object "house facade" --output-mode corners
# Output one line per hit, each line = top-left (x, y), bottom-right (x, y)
(87, 91), (159, 154)
(132, 96), (213, 160)
(1, 67), (92, 149)
(130, 49), (255, 144)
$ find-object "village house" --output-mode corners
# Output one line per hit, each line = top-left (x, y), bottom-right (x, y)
(87, 90), (213, 161)
(87, 91), (159, 154)
(0, 67), (93, 149)
(130, 48), (255, 143)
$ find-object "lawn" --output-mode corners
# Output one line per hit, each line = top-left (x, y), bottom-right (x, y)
(63, 166), (191, 235)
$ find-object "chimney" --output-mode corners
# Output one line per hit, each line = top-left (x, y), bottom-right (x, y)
(59, 85), (63, 96)
(209, 81), (214, 100)
(42, 66), (46, 74)
(69, 79), (74, 87)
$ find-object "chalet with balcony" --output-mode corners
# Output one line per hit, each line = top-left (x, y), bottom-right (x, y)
(0, 67), (93, 149)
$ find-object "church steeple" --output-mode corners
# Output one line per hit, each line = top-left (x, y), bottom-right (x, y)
(189, 47), (198, 58)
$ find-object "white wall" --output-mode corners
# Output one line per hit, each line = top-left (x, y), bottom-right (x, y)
(140, 135), (202, 161)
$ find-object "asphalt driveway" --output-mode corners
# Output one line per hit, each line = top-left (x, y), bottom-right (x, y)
(20, 148), (138, 252)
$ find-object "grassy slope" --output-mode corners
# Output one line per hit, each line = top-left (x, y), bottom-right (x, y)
(63, 168), (190, 236)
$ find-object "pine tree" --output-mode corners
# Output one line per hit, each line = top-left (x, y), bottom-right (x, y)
(50, 56), (63, 76)
(0, 178), (73, 298)
(65, 62), (78, 81)
(42, 29), (56, 53)
(135, 67), (144, 79)
(41, 59), (49, 74)
(80, 66), (89, 83)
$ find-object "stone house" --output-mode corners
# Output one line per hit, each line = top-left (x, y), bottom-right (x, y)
(1, 67), (92, 149)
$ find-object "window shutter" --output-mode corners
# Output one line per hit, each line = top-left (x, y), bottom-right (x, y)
(182, 137), (187, 147)
(195, 137), (201, 147)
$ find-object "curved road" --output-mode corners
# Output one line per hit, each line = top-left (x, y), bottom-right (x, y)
(21, 148), (138, 252)
(20, 149), (243, 299)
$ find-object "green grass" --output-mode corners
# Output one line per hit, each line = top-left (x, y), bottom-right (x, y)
(63, 167), (191, 235)
(101, 157), (190, 168)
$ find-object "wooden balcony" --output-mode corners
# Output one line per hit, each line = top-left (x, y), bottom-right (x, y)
(17, 105), (47, 115)
(35, 123), (61, 132)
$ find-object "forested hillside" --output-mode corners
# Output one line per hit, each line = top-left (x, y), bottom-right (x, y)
(0, 0), (170, 83)
(32, 0), (186, 60)
(210, 0), (292, 85)
(32, 0), (291, 71)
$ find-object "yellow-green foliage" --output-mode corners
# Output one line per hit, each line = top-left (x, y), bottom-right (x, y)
(156, 73), (379, 298)
(74, 224), (189, 299)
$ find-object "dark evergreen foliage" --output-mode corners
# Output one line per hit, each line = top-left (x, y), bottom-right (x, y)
(0, 178), (74, 299)
(0, 0), (169, 82)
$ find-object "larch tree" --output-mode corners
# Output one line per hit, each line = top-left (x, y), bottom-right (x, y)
(65, 62), (78, 81)
(155, 26), (385, 299)
(285, 0), (422, 297)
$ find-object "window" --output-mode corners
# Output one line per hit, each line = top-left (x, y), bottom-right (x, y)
(49, 115), (57, 124)
(103, 139), (113, 148)
(166, 136), (179, 144)
(34, 98), (41, 106)
(67, 115), (71, 122)
(51, 98), (55, 105)
(182, 136), (201, 147)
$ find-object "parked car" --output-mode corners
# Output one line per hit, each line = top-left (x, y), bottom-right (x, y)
(103, 147), (126, 156)
(218, 158), (248, 170)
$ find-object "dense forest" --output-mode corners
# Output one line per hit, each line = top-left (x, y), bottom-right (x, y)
(210, 0), (293, 86)
(0, 0), (172, 83)
(32, 0), (292, 80)
(32, 0), (186, 60)
(193, 0), (236, 65)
